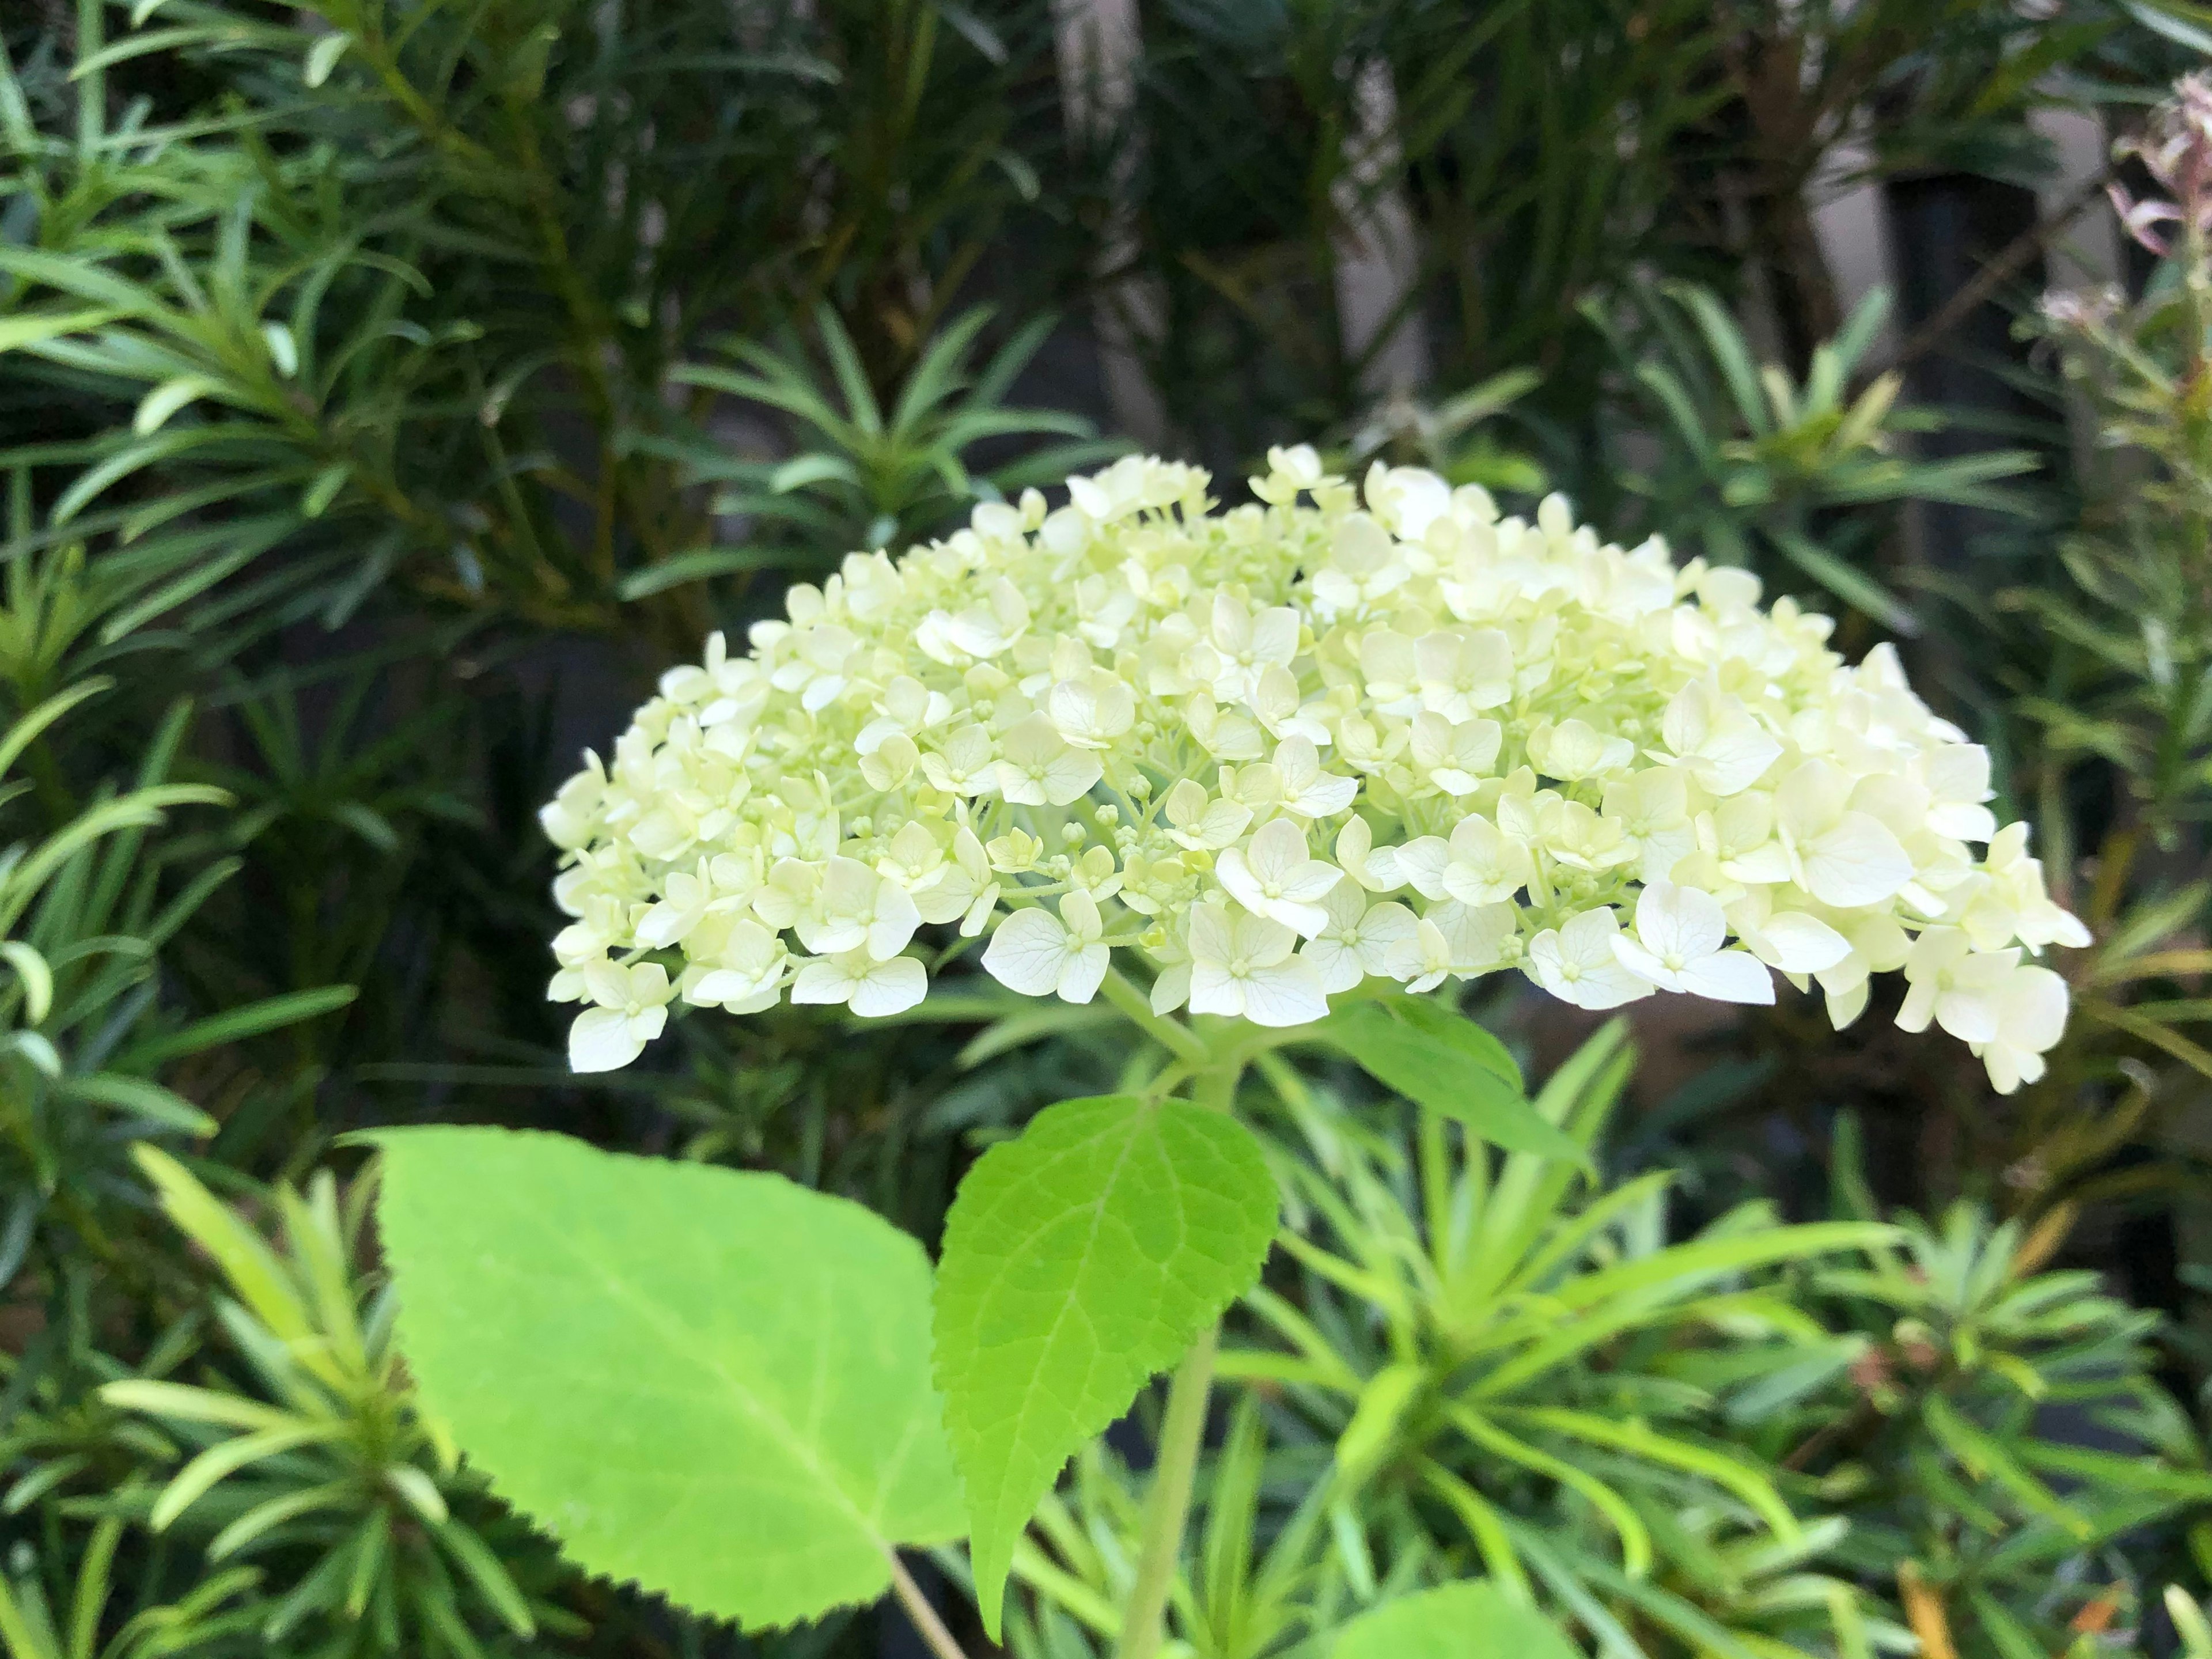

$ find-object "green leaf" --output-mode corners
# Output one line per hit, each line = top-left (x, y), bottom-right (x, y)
(151, 1425), (346, 1531)
(132, 1146), (313, 1345)
(1316, 1003), (1581, 1165)
(1332, 1582), (1582, 1658)
(1382, 994), (1523, 1093)
(366, 1127), (963, 1630)
(115, 983), (355, 1070)
(933, 1094), (1278, 1636)
(0, 308), (120, 353)
(1770, 528), (1919, 638)
(132, 376), (218, 437)
(60, 1074), (214, 1135)
(0, 941), (50, 1023)
(615, 547), (786, 600)
(302, 31), (350, 86)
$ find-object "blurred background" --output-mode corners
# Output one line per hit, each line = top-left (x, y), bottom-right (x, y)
(5, 0), (2212, 1654)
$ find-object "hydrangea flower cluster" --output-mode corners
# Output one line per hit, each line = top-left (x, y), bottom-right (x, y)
(541, 450), (2086, 1090)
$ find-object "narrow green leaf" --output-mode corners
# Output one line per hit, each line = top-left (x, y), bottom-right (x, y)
(1332, 1582), (1580, 1657)
(0, 942), (50, 1023)
(116, 984), (355, 1070)
(302, 31), (350, 86)
(770, 453), (859, 493)
(59, 1074), (214, 1135)
(206, 1482), (352, 1560)
(933, 1094), (1278, 1635)
(152, 1425), (343, 1531)
(1670, 284), (1771, 436)
(366, 1127), (964, 1630)
(615, 547), (785, 600)
(131, 1147), (312, 1346)
(0, 309), (119, 353)
(132, 376), (217, 437)
(1334, 1363), (1424, 1490)
(99, 1380), (292, 1432)
(434, 1519), (536, 1637)
(0, 679), (111, 781)
(1506, 1406), (1800, 1543)
(1770, 528), (1919, 638)
(1922, 1394), (2086, 1535)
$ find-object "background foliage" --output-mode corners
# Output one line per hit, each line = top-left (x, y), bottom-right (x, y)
(3, 0), (2212, 1653)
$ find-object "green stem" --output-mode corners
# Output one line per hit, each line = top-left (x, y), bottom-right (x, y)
(1100, 967), (1211, 1068)
(884, 1551), (971, 1659)
(1114, 1324), (1218, 1659)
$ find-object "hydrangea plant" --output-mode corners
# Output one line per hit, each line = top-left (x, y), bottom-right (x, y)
(368, 452), (2085, 1657)
(544, 448), (2082, 1090)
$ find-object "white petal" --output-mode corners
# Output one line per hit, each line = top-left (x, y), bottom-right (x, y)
(849, 955), (927, 1018)
(1894, 978), (1938, 1033)
(1317, 879), (1368, 932)
(1678, 950), (1775, 1005)
(1256, 896), (1331, 938)
(1700, 726), (1782, 794)
(1355, 905), (1419, 972)
(1610, 934), (1679, 990)
(1557, 960), (1653, 1011)
(1058, 941), (1111, 1004)
(1395, 836), (1450, 900)
(790, 957), (857, 1006)
(1041, 747), (1105, 805)
(994, 764), (1047, 806)
(1245, 818), (1307, 884)
(1061, 888), (1104, 943)
(581, 961), (631, 1008)
(1934, 988), (2001, 1045)
(1777, 759), (1851, 836)
(1215, 847), (1268, 916)
(1188, 961), (1243, 1017)
(1302, 935), (1365, 994)
(1238, 958), (1330, 1027)
(1635, 881), (1726, 961)
(1151, 961), (1192, 1015)
(1803, 813), (1913, 907)
(1559, 906), (1626, 967)
(1825, 977), (1870, 1031)
(1997, 965), (2069, 1046)
(1290, 773), (1359, 817)
(569, 1006), (647, 1073)
(1276, 860), (1344, 905)
(1251, 607), (1301, 664)
(866, 882), (922, 960)
(1234, 912), (1300, 968)
(1756, 911), (1851, 974)
(982, 909), (1073, 996)
(1188, 904), (1236, 968)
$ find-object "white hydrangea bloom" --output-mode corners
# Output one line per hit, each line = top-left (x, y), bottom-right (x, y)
(541, 451), (2085, 1091)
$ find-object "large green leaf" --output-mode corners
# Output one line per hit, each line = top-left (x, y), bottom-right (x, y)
(368, 1127), (964, 1630)
(1332, 1582), (1583, 1658)
(933, 1094), (1278, 1635)
(1317, 1002), (1584, 1165)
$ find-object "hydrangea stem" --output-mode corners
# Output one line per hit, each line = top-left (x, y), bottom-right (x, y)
(884, 1552), (970, 1659)
(1114, 1323), (1218, 1659)
(1100, 967), (1211, 1067)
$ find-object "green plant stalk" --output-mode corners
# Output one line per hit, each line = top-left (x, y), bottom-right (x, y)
(1099, 967), (1210, 1067)
(1113, 1322), (1218, 1659)
(885, 1551), (971, 1659)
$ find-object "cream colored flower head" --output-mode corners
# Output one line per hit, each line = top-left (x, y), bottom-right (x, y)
(542, 449), (2086, 1088)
